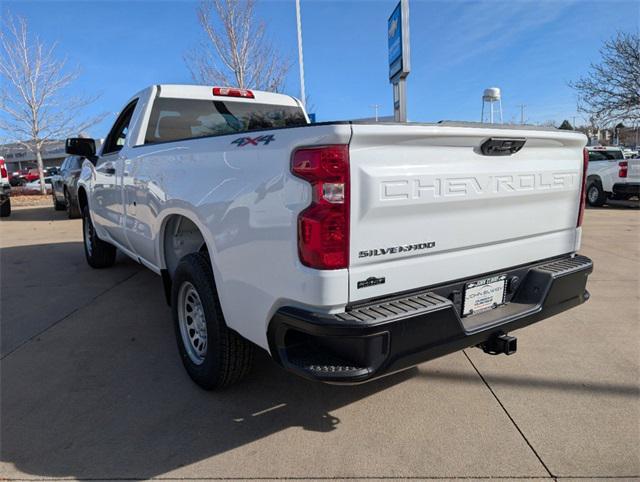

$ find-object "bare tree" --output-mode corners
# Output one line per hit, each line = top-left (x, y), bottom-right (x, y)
(571, 32), (640, 125)
(185, 0), (290, 92)
(0, 13), (105, 194)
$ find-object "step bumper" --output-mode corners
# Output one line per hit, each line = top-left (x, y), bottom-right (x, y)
(268, 255), (593, 383)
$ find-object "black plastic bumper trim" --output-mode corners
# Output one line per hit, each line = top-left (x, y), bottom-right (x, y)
(612, 182), (640, 196)
(268, 254), (593, 383)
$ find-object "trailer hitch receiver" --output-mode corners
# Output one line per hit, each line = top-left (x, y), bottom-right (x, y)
(480, 334), (517, 355)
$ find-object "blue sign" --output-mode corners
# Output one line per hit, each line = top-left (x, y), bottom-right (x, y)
(388, 2), (402, 79)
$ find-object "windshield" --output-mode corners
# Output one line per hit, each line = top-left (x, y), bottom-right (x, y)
(145, 97), (308, 144)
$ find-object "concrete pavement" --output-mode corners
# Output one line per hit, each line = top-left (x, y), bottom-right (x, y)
(1, 204), (638, 480)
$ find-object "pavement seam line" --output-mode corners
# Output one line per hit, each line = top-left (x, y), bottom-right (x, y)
(462, 349), (555, 479)
(0, 270), (140, 361)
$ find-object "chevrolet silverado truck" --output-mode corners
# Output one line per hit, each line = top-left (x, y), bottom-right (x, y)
(585, 146), (640, 206)
(66, 85), (593, 389)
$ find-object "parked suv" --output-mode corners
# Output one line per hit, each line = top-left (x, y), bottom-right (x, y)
(0, 157), (11, 217)
(52, 155), (83, 218)
(586, 146), (640, 206)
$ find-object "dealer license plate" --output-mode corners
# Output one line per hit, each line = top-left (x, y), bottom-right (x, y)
(462, 274), (507, 317)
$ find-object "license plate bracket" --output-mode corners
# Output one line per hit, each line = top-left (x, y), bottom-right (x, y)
(462, 274), (507, 317)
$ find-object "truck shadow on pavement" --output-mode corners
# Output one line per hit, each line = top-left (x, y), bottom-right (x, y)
(1, 241), (416, 480)
(0, 241), (139, 357)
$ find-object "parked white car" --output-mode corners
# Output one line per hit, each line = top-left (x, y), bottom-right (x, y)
(585, 146), (640, 206)
(66, 84), (594, 390)
(25, 177), (53, 193)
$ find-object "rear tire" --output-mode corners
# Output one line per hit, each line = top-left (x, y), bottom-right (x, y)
(171, 253), (253, 390)
(65, 189), (81, 219)
(0, 198), (11, 217)
(586, 181), (606, 207)
(82, 205), (116, 268)
(53, 191), (66, 211)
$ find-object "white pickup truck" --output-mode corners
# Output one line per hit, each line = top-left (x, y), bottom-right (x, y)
(66, 85), (593, 389)
(585, 146), (640, 206)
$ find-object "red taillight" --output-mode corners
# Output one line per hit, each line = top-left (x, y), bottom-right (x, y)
(577, 147), (589, 227)
(618, 161), (628, 178)
(212, 87), (254, 98)
(292, 145), (350, 269)
(0, 161), (6, 179)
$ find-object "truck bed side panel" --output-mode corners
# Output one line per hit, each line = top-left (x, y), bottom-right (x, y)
(123, 124), (352, 350)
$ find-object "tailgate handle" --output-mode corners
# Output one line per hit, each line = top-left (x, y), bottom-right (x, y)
(480, 137), (526, 156)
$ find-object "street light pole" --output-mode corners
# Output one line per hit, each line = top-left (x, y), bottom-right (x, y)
(516, 104), (526, 125)
(295, 0), (306, 107)
(370, 104), (380, 122)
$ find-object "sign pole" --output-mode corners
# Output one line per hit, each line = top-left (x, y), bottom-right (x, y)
(295, 0), (306, 107)
(393, 78), (407, 122)
(388, 0), (410, 122)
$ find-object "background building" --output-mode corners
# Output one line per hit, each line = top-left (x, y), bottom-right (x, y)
(0, 140), (66, 171)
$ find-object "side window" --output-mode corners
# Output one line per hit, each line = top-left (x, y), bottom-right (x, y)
(69, 156), (81, 170)
(103, 100), (138, 155)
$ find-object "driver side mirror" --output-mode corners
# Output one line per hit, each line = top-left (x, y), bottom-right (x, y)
(66, 138), (97, 164)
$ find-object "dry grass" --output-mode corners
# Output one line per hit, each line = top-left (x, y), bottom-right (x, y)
(10, 194), (54, 207)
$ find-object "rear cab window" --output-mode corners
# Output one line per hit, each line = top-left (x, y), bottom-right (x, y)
(588, 149), (624, 161)
(144, 98), (307, 145)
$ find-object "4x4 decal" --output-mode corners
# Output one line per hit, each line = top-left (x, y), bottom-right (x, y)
(231, 134), (275, 147)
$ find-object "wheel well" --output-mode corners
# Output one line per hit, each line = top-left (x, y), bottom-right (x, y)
(587, 175), (601, 185)
(77, 187), (88, 211)
(162, 215), (208, 278)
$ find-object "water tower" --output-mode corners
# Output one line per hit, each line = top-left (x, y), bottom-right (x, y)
(481, 87), (503, 124)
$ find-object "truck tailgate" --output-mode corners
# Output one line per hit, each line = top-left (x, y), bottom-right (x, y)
(626, 158), (640, 183)
(348, 123), (587, 302)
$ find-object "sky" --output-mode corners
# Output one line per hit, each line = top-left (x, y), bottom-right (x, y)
(2, 0), (639, 138)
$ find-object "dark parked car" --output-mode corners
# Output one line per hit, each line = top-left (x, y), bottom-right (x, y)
(52, 155), (83, 218)
(9, 171), (26, 186)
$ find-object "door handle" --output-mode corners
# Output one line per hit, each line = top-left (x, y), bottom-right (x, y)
(99, 162), (116, 175)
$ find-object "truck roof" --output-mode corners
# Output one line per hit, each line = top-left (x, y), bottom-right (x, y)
(587, 145), (623, 151)
(156, 84), (302, 107)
